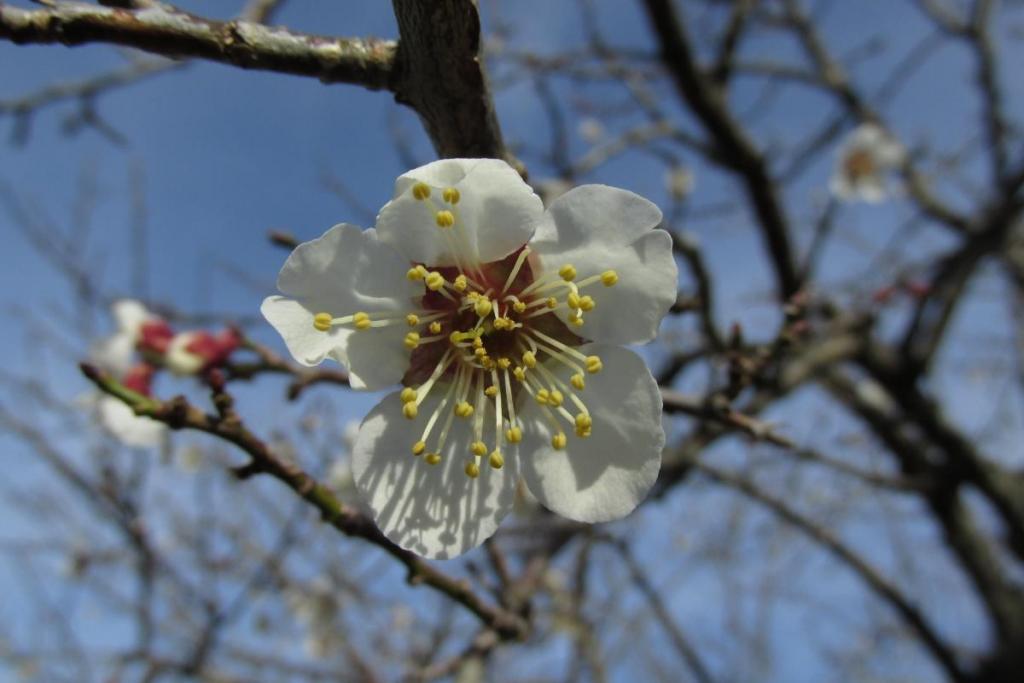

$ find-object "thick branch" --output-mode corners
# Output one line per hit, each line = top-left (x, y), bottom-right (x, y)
(79, 362), (528, 640)
(0, 2), (395, 89)
(390, 0), (509, 160)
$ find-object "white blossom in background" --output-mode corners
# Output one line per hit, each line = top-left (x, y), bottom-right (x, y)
(578, 117), (605, 143)
(263, 159), (677, 559)
(90, 299), (156, 376)
(830, 122), (905, 203)
(88, 300), (166, 448)
(665, 165), (694, 201)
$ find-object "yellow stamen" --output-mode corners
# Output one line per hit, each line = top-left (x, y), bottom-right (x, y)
(453, 274), (468, 292)
(522, 351), (537, 368)
(559, 264), (577, 281)
(471, 441), (487, 457)
(400, 387), (417, 403)
(586, 356), (603, 374)
(571, 373), (585, 390)
(412, 182), (431, 200)
(404, 332), (421, 349)
(403, 402), (418, 420)
(313, 312), (332, 332)
(353, 312), (371, 330)
(574, 412), (592, 438)
(601, 270), (618, 287)
(489, 450), (504, 469)
(513, 366), (526, 382)
(513, 300), (527, 313)
(546, 297), (558, 309)
(465, 460), (480, 478)
(505, 426), (522, 443)
(497, 357), (512, 370)
(435, 210), (455, 228)
(406, 313), (420, 326)
(426, 272), (446, 291)
(443, 187), (461, 204)
(551, 432), (567, 450)
(578, 295), (595, 311)
(412, 441), (426, 455)
(424, 452), (442, 465)
(454, 401), (474, 418)
(548, 390), (564, 407)
(485, 385), (498, 398)
(474, 297), (493, 318)
(567, 292), (581, 309)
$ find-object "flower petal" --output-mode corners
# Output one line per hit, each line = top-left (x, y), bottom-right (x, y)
(90, 332), (138, 376)
(111, 299), (154, 336)
(262, 224), (420, 390)
(98, 396), (166, 448)
(352, 390), (520, 559)
(530, 185), (677, 345)
(518, 344), (663, 523)
(375, 159), (543, 267)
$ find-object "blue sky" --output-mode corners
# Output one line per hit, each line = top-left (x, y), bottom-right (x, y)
(1, 1), (1021, 681)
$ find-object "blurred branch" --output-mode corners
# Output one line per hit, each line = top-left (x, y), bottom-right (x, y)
(0, 2), (396, 89)
(78, 362), (530, 640)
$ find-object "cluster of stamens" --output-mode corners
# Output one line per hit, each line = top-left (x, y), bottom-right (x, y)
(311, 181), (619, 480)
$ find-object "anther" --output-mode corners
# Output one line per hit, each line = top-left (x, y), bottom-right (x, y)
(424, 452), (442, 465)
(485, 386), (498, 398)
(567, 312), (583, 327)
(522, 351), (537, 368)
(412, 441), (426, 455)
(474, 297), (493, 318)
(402, 402), (418, 420)
(548, 390), (564, 407)
(412, 182), (431, 200)
(505, 426), (522, 443)
(574, 412), (592, 438)
(464, 461), (480, 478)
(471, 441), (487, 457)
(497, 357), (511, 370)
(429, 321), (442, 334)
(579, 295), (595, 311)
(567, 292), (581, 309)
(453, 274), (468, 292)
(571, 373), (585, 390)
(454, 401), (474, 418)
(353, 312), (372, 330)
(559, 264), (577, 281)
(406, 313), (420, 326)
(489, 450), (505, 469)
(475, 347), (487, 359)
(536, 389), (550, 405)
(313, 312), (332, 332)
(400, 387), (417, 403)
(546, 297), (558, 309)
(404, 332), (420, 349)
(551, 432), (567, 450)
(442, 187), (461, 204)
(601, 270), (618, 287)
(407, 267), (425, 281)
(513, 367), (526, 382)
(585, 356), (603, 374)
(513, 301), (527, 313)
(426, 272), (446, 291)
(435, 210), (455, 228)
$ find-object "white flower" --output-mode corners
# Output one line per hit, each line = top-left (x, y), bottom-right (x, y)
(90, 299), (157, 375)
(262, 159), (677, 559)
(830, 123), (905, 203)
(96, 395), (166, 448)
(88, 300), (166, 448)
(665, 166), (694, 201)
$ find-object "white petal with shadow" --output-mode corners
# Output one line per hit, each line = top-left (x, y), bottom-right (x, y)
(352, 391), (520, 559)
(530, 185), (677, 345)
(376, 159), (543, 267)
(518, 343), (663, 523)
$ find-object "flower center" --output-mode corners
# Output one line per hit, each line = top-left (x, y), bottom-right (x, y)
(310, 181), (620, 479)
